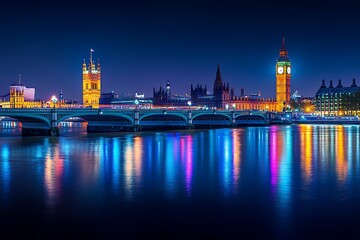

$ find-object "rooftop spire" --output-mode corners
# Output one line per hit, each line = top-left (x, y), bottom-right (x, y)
(216, 64), (222, 83)
(282, 35), (285, 49)
(351, 78), (358, 87)
(90, 48), (94, 64)
(321, 79), (326, 88)
(18, 74), (21, 85)
(279, 36), (289, 59)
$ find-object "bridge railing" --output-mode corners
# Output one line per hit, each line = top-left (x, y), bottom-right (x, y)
(0, 108), (51, 112)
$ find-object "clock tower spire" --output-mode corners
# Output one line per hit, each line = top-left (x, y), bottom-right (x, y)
(276, 37), (291, 111)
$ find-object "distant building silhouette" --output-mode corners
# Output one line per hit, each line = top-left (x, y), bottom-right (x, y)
(153, 81), (190, 107)
(212, 64), (234, 108)
(198, 64), (276, 110)
(153, 64), (277, 110)
(190, 84), (207, 106)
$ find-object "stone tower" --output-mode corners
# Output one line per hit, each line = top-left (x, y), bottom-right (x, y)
(82, 49), (101, 108)
(276, 37), (291, 111)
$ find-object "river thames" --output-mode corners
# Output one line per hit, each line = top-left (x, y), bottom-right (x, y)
(1, 122), (360, 239)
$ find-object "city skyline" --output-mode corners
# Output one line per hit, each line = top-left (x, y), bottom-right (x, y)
(2, 1), (360, 239)
(1, 1), (360, 101)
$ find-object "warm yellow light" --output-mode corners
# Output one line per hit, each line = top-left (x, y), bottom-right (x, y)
(51, 96), (58, 103)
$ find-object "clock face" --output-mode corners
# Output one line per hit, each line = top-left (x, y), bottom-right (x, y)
(277, 66), (284, 74)
(287, 67), (291, 74)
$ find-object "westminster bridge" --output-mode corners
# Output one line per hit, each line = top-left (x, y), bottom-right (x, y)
(0, 108), (287, 136)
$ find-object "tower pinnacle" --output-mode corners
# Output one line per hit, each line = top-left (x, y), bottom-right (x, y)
(90, 48), (94, 64)
(216, 64), (222, 83)
(282, 35), (285, 49)
(279, 37), (289, 59)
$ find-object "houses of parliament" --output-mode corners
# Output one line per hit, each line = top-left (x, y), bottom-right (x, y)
(0, 40), (292, 112)
(154, 38), (291, 112)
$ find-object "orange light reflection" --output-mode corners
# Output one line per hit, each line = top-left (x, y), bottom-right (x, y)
(335, 126), (347, 183)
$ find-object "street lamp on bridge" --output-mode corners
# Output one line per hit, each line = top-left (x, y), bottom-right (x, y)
(134, 99), (139, 109)
(187, 101), (192, 110)
(51, 96), (58, 109)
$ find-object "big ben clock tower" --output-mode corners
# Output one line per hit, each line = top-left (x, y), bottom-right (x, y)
(276, 37), (291, 111)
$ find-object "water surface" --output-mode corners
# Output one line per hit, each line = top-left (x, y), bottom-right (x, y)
(0, 122), (360, 239)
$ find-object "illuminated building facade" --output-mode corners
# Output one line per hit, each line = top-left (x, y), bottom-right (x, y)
(83, 49), (101, 108)
(0, 78), (41, 108)
(276, 37), (291, 111)
(9, 86), (24, 108)
(314, 79), (360, 115)
(0, 84), (77, 109)
(153, 65), (277, 110)
(190, 64), (277, 110)
(10, 84), (35, 101)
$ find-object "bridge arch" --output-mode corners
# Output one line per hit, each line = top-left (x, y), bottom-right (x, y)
(57, 113), (134, 126)
(192, 113), (232, 122)
(0, 113), (51, 127)
(139, 113), (187, 122)
(139, 113), (187, 129)
(192, 112), (232, 128)
(235, 114), (267, 125)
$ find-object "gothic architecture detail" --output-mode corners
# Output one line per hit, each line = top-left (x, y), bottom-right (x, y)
(83, 49), (101, 109)
(153, 81), (171, 104)
(153, 64), (277, 111)
(191, 84), (207, 106)
(276, 37), (291, 111)
(212, 64), (234, 108)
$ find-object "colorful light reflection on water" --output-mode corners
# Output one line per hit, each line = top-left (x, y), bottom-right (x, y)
(1, 123), (360, 238)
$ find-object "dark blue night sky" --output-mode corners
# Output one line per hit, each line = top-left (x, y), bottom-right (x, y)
(0, 0), (359, 101)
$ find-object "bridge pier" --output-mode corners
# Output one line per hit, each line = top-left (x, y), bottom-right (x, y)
(50, 109), (59, 136)
(231, 110), (236, 127)
(133, 109), (142, 132)
(187, 110), (194, 129)
(266, 112), (271, 124)
(51, 127), (59, 136)
(19, 110), (56, 136)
